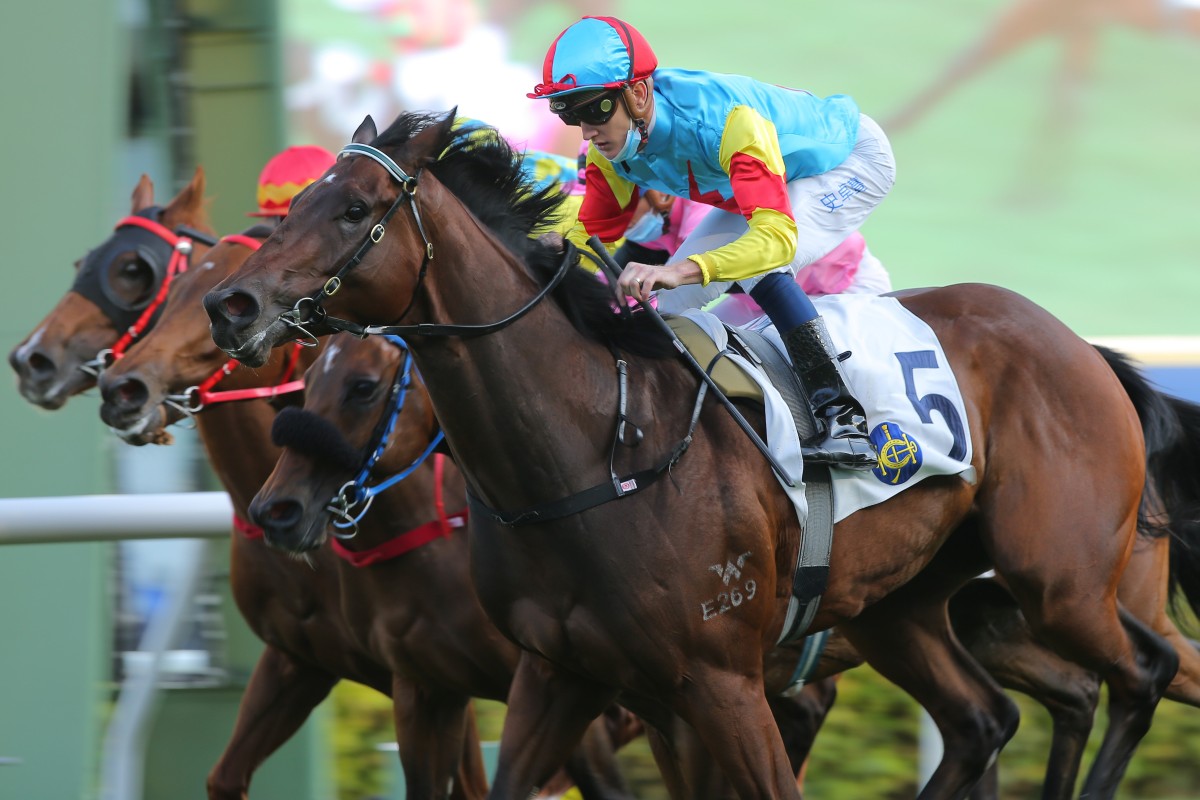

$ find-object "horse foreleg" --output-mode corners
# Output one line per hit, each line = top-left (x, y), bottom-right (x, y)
(560, 713), (637, 800)
(488, 652), (620, 800)
(206, 646), (338, 800)
(392, 677), (478, 800)
(454, 703), (490, 800)
(768, 676), (839, 785)
(671, 664), (802, 800)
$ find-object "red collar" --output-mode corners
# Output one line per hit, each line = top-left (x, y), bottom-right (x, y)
(330, 509), (467, 567)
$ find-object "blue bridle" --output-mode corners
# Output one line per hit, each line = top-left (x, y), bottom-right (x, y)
(326, 335), (445, 535)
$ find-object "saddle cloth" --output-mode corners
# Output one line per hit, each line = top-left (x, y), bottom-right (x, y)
(678, 292), (975, 525)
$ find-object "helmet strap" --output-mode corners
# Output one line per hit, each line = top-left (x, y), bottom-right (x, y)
(619, 84), (650, 153)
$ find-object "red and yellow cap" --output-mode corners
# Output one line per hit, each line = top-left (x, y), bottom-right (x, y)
(250, 145), (336, 217)
(529, 16), (657, 100)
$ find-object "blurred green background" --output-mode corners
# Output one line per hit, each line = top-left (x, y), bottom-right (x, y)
(2, 0), (1198, 796)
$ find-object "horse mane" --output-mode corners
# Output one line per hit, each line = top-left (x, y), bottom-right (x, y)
(374, 112), (675, 359)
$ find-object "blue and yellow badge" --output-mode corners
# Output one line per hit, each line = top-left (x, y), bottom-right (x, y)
(871, 422), (922, 485)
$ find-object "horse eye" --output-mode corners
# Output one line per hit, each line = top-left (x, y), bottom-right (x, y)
(347, 378), (378, 401)
(344, 204), (368, 223)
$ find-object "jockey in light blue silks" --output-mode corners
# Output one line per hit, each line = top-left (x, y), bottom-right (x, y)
(529, 16), (897, 468)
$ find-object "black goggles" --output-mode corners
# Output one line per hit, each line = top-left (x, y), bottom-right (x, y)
(550, 91), (620, 127)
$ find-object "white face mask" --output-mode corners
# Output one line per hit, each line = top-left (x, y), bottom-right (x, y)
(610, 118), (641, 163)
(624, 210), (665, 243)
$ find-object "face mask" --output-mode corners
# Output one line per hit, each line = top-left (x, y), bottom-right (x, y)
(610, 119), (641, 163)
(625, 210), (665, 243)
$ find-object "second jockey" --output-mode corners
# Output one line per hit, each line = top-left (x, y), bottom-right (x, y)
(530, 16), (896, 468)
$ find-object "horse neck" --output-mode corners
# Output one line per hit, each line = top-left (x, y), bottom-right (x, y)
(195, 401), (280, 518)
(403, 208), (623, 510)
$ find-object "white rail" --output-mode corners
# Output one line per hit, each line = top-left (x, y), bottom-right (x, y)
(0, 492), (234, 544)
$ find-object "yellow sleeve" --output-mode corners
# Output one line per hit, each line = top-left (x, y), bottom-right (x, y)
(687, 105), (798, 284)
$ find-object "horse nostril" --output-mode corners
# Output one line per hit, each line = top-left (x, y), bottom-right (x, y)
(222, 291), (257, 321)
(261, 499), (304, 531)
(26, 351), (57, 379)
(105, 377), (150, 413)
(9, 346), (57, 380)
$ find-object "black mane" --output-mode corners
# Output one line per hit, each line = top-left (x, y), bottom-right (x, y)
(374, 111), (674, 358)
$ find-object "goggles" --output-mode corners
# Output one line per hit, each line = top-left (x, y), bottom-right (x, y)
(550, 90), (621, 127)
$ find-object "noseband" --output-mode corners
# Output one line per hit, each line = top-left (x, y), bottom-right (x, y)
(277, 141), (575, 342)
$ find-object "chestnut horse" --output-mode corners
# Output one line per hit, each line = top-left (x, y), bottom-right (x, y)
(8, 169), (213, 408)
(205, 111), (1179, 800)
(96, 230), (634, 800)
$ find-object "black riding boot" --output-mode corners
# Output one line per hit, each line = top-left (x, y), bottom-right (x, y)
(782, 317), (878, 469)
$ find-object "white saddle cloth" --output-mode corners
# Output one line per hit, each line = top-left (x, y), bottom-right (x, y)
(681, 292), (975, 525)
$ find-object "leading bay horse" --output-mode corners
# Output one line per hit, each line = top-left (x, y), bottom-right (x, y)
(204, 111), (1179, 799)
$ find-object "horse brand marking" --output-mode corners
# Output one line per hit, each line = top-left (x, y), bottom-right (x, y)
(710, 551), (751, 585)
(702, 551), (757, 621)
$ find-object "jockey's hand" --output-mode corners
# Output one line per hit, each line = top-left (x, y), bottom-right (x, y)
(618, 259), (702, 303)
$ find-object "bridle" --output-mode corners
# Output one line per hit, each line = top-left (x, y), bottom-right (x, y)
(163, 234), (306, 421)
(323, 335), (445, 537)
(80, 212), (217, 376)
(277, 141), (575, 343)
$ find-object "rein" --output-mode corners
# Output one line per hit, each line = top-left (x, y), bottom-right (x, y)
(82, 214), (217, 376)
(277, 141), (575, 341)
(164, 235), (306, 417)
(324, 336), (445, 537)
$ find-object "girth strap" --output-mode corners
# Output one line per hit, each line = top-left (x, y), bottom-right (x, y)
(727, 325), (835, 644)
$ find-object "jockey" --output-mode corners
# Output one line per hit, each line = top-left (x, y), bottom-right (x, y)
(248, 145), (337, 220)
(529, 16), (896, 468)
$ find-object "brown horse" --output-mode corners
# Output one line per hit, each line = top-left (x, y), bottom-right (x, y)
(249, 332), (639, 798)
(258, 330), (1200, 800)
(8, 169), (212, 408)
(204, 111), (1179, 799)
(256, 331), (1104, 800)
(97, 232), (635, 800)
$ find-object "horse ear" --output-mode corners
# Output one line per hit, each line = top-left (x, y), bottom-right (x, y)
(164, 167), (212, 230)
(406, 109), (458, 163)
(352, 115), (378, 144)
(130, 174), (155, 213)
(176, 167), (206, 213)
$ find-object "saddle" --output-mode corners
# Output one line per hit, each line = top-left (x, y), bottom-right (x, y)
(667, 315), (834, 644)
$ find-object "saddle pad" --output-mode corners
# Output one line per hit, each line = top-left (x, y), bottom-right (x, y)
(681, 293), (975, 523)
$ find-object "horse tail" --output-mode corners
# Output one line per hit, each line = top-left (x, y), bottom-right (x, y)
(1095, 345), (1200, 621)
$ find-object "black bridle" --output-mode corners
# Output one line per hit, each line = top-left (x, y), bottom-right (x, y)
(275, 140), (689, 527)
(278, 141), (574, 343)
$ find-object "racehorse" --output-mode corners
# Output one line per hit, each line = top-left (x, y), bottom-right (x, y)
(204, 111), (1178, 799)
(8, 169), (213, 408)
(248, 330), (1102, 800)
(96, 230), (635, 800)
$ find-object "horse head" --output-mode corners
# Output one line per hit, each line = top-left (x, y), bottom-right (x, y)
(97, 227), (286, 444)
(9, 169), (212, 408)
(250, 334), (441, 553)
(205, 113), (456, 367)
